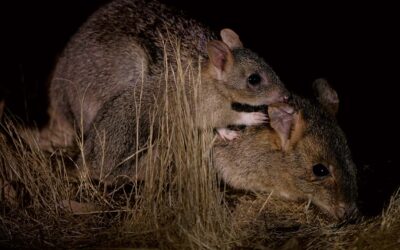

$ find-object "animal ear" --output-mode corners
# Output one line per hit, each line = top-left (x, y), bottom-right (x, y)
(312, 78), (339, 117)
(220, 28), (243, 49)
(207, 40), (234, 80)
(268, 103), (305, 151)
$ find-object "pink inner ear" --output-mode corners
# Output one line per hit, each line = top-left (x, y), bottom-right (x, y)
(213, 50), (227, 70)
(220, 28), (243, 49)
(268, 105), (295, 147)
(207, 41), (231, 71)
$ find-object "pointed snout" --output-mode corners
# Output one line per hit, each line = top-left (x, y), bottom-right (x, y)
(275, 86), (291, 103)
(281, 92), (291, 103)
(265, 88), (291, 105)
(333, 202), (358, 220)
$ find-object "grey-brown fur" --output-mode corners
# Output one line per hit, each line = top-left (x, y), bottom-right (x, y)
(213, 80), (358, 220)
(41, 0), (288, 179)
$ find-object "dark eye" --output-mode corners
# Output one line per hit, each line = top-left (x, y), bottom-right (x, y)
(312, 163), (330, 177)
(248, 73), (261, 85)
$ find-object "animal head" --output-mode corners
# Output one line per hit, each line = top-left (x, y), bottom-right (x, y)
(213, 79), (357, 220)
(203, 29), (289, 105)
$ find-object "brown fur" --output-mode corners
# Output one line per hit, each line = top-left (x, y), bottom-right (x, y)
(213, 80), (358, 220)
(40, 0), (288, 180)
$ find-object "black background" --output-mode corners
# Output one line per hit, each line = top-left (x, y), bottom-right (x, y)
(3, 0), (399, 214)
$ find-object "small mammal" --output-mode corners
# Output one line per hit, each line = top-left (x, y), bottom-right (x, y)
(41, 0), (288, 179)
(213, 79), (357, 220)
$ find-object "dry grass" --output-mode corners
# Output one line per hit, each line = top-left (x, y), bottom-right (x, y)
(1, 45), (400, 249)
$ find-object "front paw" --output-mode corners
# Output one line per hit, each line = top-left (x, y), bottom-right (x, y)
(238, 112), (269, 126)
(216, 128), (241, 141)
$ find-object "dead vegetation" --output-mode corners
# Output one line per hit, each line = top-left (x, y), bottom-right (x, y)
(1, 49), (399, 249)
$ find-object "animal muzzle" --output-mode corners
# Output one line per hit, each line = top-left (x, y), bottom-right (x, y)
(265, 88), (291, 105)
(278, 89), (291, 103)
(333, 202), (358, 220)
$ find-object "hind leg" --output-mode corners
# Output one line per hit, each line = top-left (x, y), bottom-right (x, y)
(37, 105), (76, 151)
(37, 80), (77, 151)
(77, 89), (151, 183)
